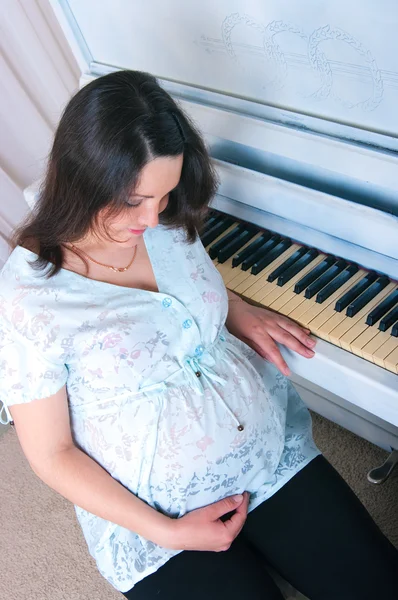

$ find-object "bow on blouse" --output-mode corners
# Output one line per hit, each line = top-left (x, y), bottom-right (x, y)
(139, 344), (244, 431)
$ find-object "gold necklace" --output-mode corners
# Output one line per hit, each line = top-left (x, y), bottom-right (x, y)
(69, 243), (137, 273)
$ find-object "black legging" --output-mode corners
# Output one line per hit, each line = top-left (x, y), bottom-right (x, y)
(123, 455), (398, 600)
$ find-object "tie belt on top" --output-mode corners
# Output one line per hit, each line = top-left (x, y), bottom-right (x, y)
(139, 336), (244, 432)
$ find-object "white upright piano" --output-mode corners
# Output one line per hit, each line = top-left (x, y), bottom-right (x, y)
(37, 0), (398, 482)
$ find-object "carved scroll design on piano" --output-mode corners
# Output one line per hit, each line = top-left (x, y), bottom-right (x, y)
(213, 13), (386, 110)
(222, 15), (307, 90)
(308, 25), (384, 109)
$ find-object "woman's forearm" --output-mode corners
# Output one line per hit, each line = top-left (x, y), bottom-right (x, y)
(33, 444), (172, 546)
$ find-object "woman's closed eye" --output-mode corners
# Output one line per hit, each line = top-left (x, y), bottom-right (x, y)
(125, 192), (171, 209)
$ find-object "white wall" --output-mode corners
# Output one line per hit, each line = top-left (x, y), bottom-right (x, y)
(0, 0), (80, 267)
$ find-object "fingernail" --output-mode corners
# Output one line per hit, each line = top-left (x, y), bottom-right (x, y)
(284, 367), (291, 376)
(308, 338), (316, 346)
(233, 495), (243, 503)
(306, 349), (315, 357)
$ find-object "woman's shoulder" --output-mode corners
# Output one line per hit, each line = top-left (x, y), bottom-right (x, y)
(0, 246), (63, 314)
(1, 245), (46, 285)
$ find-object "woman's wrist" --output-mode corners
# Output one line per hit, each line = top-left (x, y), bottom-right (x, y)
(149, 513), (181, 549)
(226, 290), (249, 331)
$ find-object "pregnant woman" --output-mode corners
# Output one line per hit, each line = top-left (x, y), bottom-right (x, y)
(1, 70), (397, 600)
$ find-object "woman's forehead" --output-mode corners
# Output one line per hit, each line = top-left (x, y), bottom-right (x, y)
(132, 155), (183, 197)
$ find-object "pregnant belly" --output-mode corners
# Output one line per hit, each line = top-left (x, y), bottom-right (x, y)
(135, 375), (287, 517)
(71, 336), (288, 517)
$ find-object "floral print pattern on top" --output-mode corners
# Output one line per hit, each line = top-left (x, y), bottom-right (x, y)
(0, 225), (320, 593)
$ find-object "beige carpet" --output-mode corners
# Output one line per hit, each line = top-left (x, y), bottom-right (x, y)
(0, 413), (397, 600)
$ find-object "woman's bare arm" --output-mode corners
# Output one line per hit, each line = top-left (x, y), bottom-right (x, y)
(9, 387), (249, 552)
(9, 388), (172, 545)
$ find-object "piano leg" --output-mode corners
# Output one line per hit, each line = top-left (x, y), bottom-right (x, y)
(367, 450), (398, 484)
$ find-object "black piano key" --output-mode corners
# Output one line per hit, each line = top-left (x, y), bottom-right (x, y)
(305, 259), (348, 300)
(315, 264), (359, 304)
(366, 289), (398, 326)
(268, 247), (308, 284)
(232, 232), (272, 268)
(391, 321), (398, 337)
(293, 256), (336, 294)
(335, 271), (378, 313)
(208, 223), (245, 259)
(201, 216), (234, 247)
(203, 211), (223, 230)
(277, 248), (319, 287)
(204, 214), (219, 228)
(379, 305), (398, 332)
(251, 239), (292, 276)
(346, 276), (390, 318)
(217, 228), (257, 263)
(241, 234), (281, 271)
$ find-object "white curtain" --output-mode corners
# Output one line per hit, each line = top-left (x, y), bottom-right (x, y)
(0, 0), (80, 267)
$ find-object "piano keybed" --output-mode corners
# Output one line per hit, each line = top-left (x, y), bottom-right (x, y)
(202, 211), (398, 375)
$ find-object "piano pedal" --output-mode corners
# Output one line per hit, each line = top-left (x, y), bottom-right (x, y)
(367, 450), (398, 484)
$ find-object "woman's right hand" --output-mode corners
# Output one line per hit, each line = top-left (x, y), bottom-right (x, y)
(162, 492), (250, 552)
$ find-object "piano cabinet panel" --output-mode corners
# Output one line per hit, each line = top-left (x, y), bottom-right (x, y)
(59, 0), (398, 138)
(292, 375), (398, 452)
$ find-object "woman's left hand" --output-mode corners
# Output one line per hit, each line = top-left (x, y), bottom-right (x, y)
(226, 297), (316, 376)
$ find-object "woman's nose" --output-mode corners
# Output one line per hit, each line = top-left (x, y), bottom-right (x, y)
(138, 204), (160, 229)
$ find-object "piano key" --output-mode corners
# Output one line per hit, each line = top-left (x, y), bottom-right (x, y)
(361, 330), (394, 363)
(346, 276), (390, 318)
(201, 216), (235, 247)
(202, 211), (227, 231)
(232, 244), (301, 297)
(216, 232), (264, 281)
(217, 228), (257, 263)
(293, 256), (336, 294)
(327, 283), (396, 347)
(339, 285), (397, 352)
(383, 346), (398, 374)
(277, 248), (319, 287)
(262, 255), (327, 310)
(205, 222), (237, 250)
(366, 289), (398, 326)
(305, 259), (348, 300)
(372, 336), (398, 370)
(242, 234), (281, 271)
(288, 267), (361, 326)
(267, 247), (308, 284)
(306, 270), (366, 337)
(225, 236), (281, 290)
(264, 254), (326, 314)
(209, 223), (246, 259)
(334, 271), (378, 312)
(315, 264), (359, 304)
(251, 239), (292, 275)
(392, 322), (398, 337)
(203, 213), (220, 228)
(349, 317), (394, 359)
(232, 232), (272, 268)
(379, 305), (398, 332)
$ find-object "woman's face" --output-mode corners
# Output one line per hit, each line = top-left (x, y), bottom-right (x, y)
(98, 154), (183, 248)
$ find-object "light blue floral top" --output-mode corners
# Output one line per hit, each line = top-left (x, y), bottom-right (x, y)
(0, 225), (319, 593)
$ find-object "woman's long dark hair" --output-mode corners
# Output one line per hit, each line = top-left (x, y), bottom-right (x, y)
(14, 70), (218, 276)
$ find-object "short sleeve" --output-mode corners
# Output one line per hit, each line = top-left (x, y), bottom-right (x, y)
(0, 316), (68, 425)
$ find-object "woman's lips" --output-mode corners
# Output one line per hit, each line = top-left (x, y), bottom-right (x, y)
(128, 228), (146, 235)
